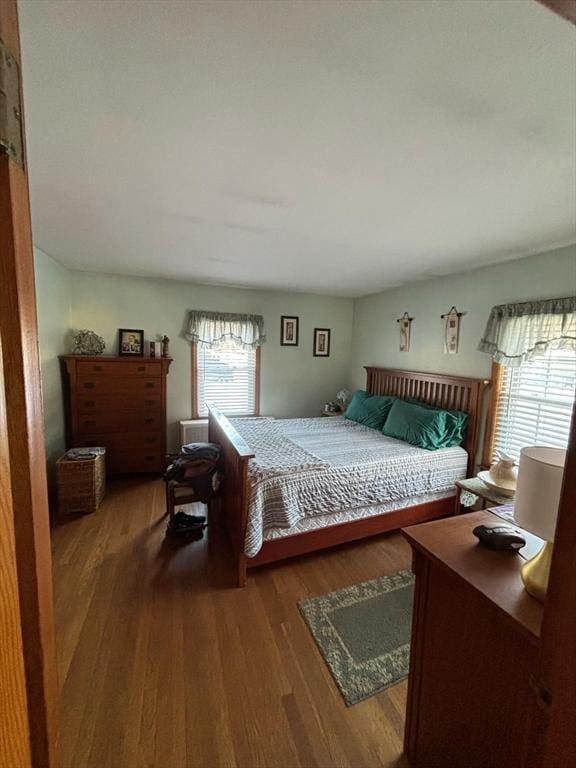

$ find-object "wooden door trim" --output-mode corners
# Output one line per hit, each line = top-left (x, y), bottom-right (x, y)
(0, 339), (32, 768)
(0, 2), (60, 766)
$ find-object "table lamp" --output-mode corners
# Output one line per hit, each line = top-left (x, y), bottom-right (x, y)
(513, 446), (566, 602)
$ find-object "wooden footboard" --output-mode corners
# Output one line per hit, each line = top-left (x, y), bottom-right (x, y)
(208, 406), (253, 586)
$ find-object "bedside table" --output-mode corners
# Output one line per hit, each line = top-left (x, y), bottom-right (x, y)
(402, 510), (542, 768)
(454, 476), (513, 515)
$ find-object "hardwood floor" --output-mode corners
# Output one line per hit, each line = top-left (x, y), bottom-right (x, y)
(51, 478), (412, 768)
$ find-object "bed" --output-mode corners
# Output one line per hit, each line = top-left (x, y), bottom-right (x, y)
(208, 366), (490, 586)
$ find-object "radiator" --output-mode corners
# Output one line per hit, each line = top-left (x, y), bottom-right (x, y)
(179, 419), (208, 447)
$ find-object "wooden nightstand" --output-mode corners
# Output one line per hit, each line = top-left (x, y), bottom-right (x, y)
(454, 476), (513, 515)
(403, 510), (543, 768)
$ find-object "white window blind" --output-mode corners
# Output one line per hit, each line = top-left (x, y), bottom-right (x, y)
(492, 348), (575, 461)
(196, 340), (257, 417)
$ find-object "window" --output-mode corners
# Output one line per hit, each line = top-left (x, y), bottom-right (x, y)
(193, 339), (260, 418)
(489, 348), (576, 462)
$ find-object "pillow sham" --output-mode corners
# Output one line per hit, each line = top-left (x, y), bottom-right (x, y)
(383, 399), (454, 450)
(345, 390), (396, 430)
(404, 398), (468, 447)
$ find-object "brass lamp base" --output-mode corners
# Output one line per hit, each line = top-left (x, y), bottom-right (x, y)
(520, 541), (554, 602)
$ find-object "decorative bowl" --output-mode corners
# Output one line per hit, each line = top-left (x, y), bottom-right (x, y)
(477, 470), (516, 498)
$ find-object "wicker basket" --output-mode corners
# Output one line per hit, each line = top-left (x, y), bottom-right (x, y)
(57, 451), (106, 517)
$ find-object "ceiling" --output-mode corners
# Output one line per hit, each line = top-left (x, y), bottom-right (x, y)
(19, 0), (576, 298)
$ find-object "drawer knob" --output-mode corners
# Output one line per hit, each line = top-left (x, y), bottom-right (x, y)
(137, 366), (145, 371)
(144, 382), (154, 389)
(84, 400), (95, 407)
(144, 400), (155, 406)
(145, 437), (156, 444)
(93, 365), (103, 371)
(83, 382), (95, 389)
(85, 420), (96, 427)
(144, 417), (154, 424)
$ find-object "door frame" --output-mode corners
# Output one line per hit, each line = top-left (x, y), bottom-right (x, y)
(0, 2), (60, 766)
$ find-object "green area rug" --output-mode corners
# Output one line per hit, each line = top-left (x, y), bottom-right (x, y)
(298, 570), (414, 706)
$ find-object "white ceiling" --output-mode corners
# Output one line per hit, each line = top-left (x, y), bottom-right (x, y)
(19, 0), (576, 298)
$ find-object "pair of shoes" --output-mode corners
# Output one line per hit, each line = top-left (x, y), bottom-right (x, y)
(166, 511), (206, 539)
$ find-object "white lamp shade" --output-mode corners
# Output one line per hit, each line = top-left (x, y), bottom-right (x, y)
(514, 447), (566, 542)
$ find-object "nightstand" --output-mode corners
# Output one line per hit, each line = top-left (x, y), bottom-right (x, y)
(454, 476), (513, 515)
(402, 510), (543, 768)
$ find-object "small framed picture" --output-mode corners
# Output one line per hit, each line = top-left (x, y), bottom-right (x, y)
(280, 315), (299, 346)
(118, 328), (144, 357)
(313, 328), (330, 357)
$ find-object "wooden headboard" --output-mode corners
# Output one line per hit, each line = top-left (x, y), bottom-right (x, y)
(365, 366), (490, 473)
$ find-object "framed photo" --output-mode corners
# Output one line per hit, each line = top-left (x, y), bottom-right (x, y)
(280, 315), (299, 346)
(118, 328), (144, 357)
(313, 328), (330, 357)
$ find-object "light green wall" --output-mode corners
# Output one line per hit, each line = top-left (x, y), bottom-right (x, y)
(34, 247), (72, 488)
(34, 243), (575, 463)
(69, 271), (354, 449)
(350, 245), (576, 390)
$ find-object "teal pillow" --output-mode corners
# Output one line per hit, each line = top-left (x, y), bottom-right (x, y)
(345, 390), (370, 421)
(383, 399), (451, 450)
(404, 398), (468, 447)
(345, 390), (396, 430)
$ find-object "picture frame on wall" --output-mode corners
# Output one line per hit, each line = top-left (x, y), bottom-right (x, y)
(280, 315), (299, 346)
(118, 328), (144, 357)
(397, 312), (414, 353)
(313, 328), (331, 357)
(441, 306), (463, 355)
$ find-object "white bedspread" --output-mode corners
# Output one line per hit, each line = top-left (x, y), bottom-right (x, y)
(230, 416), (468, 557)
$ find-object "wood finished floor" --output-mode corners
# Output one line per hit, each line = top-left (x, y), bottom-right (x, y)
(52, 478), (412, 768)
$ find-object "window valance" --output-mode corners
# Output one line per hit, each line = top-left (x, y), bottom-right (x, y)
(185, 310), (266, 349)
(478, 296), (576, 367)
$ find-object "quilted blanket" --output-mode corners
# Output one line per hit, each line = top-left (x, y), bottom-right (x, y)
(230, 416), (467, 557)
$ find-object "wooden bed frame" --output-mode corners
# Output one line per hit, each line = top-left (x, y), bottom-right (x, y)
(208, 366), (490, 586)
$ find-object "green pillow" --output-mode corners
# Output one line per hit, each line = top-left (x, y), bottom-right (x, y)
(383, 399), (453, 450)
(345, 390), (396, 431)
(404, 398), (468, 447)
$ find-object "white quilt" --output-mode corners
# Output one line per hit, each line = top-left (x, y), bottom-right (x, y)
(230, 416), (467, 557)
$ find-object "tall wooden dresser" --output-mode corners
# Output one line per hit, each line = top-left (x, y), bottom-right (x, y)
(60, 356), (172, 475)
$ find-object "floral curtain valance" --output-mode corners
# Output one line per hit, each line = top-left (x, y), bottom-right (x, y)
(185, 310), (266, 349)
(478, 296), (576, 367)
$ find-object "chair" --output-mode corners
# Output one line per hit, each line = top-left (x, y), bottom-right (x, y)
(165, 480), (198, 519)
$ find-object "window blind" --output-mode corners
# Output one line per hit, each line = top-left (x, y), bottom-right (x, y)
(196, 340), (257, 417)
(492, 348), (575, 461)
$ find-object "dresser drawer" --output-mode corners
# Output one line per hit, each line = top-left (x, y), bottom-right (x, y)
(77, 393), (161, 413)
(106, 450), (166, 475)
(76, 360), (161, 377)
(77, 412), (163, 434)
(75, 431), (162, 451)
(77, 377), (161, 395)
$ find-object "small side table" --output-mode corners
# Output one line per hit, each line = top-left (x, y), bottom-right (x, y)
(454, 476), (513, 515)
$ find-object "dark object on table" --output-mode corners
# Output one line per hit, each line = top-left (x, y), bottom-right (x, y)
(473, 523), (526, 551)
